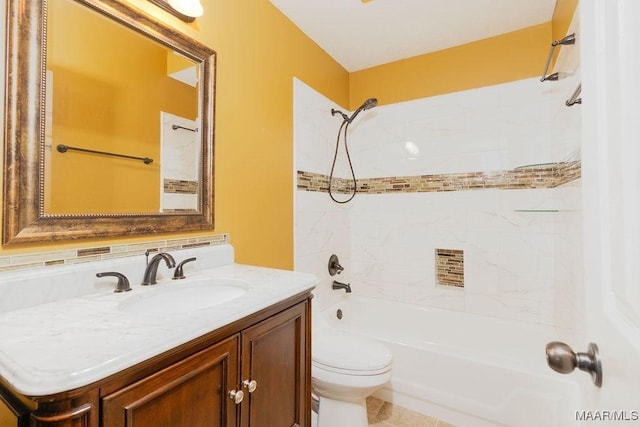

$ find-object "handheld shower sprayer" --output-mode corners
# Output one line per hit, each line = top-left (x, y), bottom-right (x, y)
(349, 97), (378, 122)
(328, 97), (378, 204)
(331, 98), (378, 124)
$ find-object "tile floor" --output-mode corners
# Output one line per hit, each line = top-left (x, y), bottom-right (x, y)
(367, 397), (457, 427)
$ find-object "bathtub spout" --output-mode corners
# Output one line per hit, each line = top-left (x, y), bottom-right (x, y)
(332, 280), (352, 293)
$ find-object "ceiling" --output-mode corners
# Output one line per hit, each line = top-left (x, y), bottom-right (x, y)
(269, 0), (557, 72)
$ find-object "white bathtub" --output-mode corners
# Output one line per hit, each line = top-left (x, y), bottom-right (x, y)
(316, 295), (582, 427)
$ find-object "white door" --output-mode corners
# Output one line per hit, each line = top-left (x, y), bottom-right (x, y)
(580, 0), (640, 422)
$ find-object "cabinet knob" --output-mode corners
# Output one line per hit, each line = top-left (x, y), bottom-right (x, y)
(243, 379), (258, 393)
(229, 389), (244, 404)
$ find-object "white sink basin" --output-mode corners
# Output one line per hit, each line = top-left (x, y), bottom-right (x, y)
(119, 278), (248, 316)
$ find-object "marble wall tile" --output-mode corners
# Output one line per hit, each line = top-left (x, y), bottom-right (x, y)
(293, 79), (341, 176)
(293, 79), (358, 312)
(348, 77), (576, 178)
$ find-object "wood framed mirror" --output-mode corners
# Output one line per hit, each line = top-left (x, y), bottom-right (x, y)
(3, 0), (216, 244)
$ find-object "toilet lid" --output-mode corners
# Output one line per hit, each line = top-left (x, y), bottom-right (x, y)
(312, 330), (392, 374)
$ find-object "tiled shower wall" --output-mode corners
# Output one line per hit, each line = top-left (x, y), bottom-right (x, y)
(294, 37), (582, 331)
(294, 79), (352, 313)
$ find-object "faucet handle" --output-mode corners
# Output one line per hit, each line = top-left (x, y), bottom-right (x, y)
(328, 254), (344, 276)
(173, 257), (197, 280)
(97, 272), (132, 293)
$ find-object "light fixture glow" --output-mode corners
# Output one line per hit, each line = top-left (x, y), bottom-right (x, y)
(167, 0), (204, 18)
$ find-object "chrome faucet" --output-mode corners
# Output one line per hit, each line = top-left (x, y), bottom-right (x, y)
(141, 252), (176, 285)
(332, 280), (352, 293)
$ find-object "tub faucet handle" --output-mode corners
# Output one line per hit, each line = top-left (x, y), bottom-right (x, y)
(328, 254), (344, 276)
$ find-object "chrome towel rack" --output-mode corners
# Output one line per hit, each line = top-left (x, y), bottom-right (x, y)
(540, 33), (576, 82)
(56, 144), (153, 164)
(566, 83), (582, 106)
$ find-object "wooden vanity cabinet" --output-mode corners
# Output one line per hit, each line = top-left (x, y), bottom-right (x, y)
(1, 295), (311, 427)
(101, 302), (309, 427)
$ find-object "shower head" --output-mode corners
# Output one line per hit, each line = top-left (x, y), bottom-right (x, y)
(348, 98), (378, 123)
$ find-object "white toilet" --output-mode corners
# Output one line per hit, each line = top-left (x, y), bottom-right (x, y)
(312, 329), (392, 427)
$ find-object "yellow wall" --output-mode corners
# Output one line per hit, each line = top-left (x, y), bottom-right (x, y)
(349, 23), (551, 108)
(552, 0), (579, 42)
(167, 52), (195, 75)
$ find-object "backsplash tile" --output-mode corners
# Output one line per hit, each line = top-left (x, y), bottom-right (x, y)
(9, 250), (78, 266)
(77, 247), (111, 257)
(0, 234), (229, 273)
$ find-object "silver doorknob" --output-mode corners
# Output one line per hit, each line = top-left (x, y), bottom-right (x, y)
(229, 389), (244, 404)
(545, 341), (602, 387)
(243, 379), (258, 393)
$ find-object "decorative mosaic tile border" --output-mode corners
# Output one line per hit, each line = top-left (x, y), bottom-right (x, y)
(163, 179), (198, 194)
(297, 172), (354, 194)
(297, 161), (581, 194)
(0, 234), (229, 273)
(436, 249), (464, 288)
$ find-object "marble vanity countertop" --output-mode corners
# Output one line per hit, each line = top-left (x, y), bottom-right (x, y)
(0, 263), (317, 397)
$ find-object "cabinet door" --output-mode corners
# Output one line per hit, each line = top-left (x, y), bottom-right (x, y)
(102, 335), (240, 427)
(240, 301), (309, 427)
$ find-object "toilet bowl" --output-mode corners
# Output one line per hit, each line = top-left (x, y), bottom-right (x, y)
(312, 329), (392, 427)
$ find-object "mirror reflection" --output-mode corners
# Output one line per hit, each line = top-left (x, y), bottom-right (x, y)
(44, 0), (201, 215)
